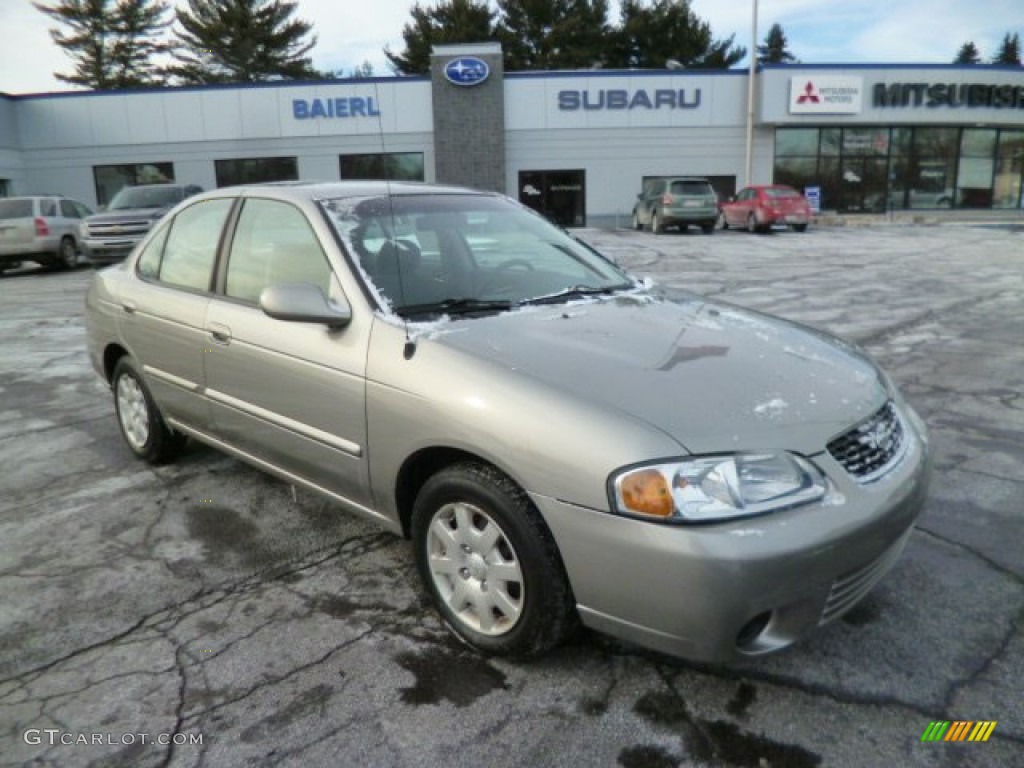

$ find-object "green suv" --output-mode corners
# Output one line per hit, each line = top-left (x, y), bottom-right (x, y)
(632, 177), (719, 234)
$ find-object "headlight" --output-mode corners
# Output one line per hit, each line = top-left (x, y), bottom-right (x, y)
(611, 453), (826, 524)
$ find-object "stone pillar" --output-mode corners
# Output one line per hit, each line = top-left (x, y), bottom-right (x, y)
(430, 42), (505, 193)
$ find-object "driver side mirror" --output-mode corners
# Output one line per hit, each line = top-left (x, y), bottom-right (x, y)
(260, 282), (352, 329)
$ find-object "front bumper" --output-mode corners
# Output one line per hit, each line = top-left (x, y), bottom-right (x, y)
(532, 414), (931, 663)
(81, 238), (138, 265)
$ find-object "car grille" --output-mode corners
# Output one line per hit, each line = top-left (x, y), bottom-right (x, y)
(827, 401), (905, 482)
(819, 528), (911, 626)
(87, 220), (151, 238)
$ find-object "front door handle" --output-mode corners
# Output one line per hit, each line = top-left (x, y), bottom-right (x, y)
(121, 300), (137, 314)
(207, 322), (232, 344)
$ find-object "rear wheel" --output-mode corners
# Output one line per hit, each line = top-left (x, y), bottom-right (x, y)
(632, 210), (642, 231)
(411, 462), (576, 657)
(747, 213), (764, 234)
(112, 357), (186, 464)
(701, 221), (715, 235)
(718, 212), (729, 230)
(652, 211), (663, 234)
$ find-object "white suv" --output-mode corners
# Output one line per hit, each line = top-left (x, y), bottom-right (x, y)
(0, 195), (93, 272)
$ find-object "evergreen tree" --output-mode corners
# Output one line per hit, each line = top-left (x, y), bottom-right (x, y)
(384, 0), (497, 75)
(757, 22), (797, 64)
(34, 0), (172, 89)
(170, 0), (319, 83)
(953, 41), (981, 64)
(609, 0), (745, 70)
(496, 0), (612, 70)
(991, 32), (1021, 65)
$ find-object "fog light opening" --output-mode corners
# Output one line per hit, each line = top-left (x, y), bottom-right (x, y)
(736, 611), (772, 650)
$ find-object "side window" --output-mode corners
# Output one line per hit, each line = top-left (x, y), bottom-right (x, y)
(60, 200), (80, 218)
(74, 202), (93, 217)
(225, 198), (332, 304)
(136, 221), (171, 279)
(158, 198), (233, 292)
(40, 199), (57, 217)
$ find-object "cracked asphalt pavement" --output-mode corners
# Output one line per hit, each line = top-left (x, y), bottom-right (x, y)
(1, 222), (1022, 767)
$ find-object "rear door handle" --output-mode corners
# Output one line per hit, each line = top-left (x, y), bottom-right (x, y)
(121, 300), (136, 314)
(207, 322), (232, 344)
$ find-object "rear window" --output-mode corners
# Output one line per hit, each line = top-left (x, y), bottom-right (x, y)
(0, 199), (33, 219)
(764, 187), (801, 199)
(670, 181), (713, 196)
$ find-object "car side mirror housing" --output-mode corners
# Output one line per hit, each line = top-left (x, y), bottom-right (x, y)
(260, 282), (352, 328)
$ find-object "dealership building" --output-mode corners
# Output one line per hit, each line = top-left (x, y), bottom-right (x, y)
(1, 42), (1022, 226)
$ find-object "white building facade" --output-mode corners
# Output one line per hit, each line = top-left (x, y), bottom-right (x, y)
(1, 50), (1022, 226)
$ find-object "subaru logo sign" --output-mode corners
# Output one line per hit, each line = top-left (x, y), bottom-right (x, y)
(443, 57), (489, 87)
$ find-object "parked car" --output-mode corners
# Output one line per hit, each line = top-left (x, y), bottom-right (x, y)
(80, 183), (203, 265)
(720, 184), (813, 233)
(632, 177), (719, 234)
(0, 195), (92, 271)
(85, 181), (930, 663)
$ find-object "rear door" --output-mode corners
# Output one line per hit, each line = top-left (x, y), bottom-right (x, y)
(0, 198), (36, 249)
(203, 196), (373, 507)
(117, 197), (235, 430)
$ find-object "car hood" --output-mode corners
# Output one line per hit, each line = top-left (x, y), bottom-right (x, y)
(86, 207), (169, 223)
(428, 293), (887, 455)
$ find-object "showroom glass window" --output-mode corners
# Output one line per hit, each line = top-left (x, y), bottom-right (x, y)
(994, 131), (1024, 209)
(957, 129), (997, 208)
(339, 153), (424, 181)
(214, 157), (299, 188)
(156, 199), (233, 292)
(94, 163), (174, 208)
(773, 128), (820, 205)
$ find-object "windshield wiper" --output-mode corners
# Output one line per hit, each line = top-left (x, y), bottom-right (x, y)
(397, 297), (514, 318)
(519, 283), (632, 306)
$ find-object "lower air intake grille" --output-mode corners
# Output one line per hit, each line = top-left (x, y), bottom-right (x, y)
(827, 401), (905, 482)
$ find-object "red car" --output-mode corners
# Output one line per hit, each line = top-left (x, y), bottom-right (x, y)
(719, 184), (812, 233)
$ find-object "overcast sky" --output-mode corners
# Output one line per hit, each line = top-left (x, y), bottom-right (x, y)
(1, 0), (1020, 95)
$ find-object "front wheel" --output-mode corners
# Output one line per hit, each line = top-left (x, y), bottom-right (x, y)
(55, 236), (78, 270)
(112, 357), (186, 464)
(411, 462), (576, 657)
(791, 223), (808, 233)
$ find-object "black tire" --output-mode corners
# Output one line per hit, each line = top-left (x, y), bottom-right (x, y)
(632, 210), (642, 231)
(747, 213), (759, 234)
(111, 357), (186, 464)
(791, 223), (808, 233)
(652, 211), (663, 234)
(411, 462), (577, 658)
(719, 212), (729, 230)
(56, 236), (77, 270)
(701, 221), (715, 235)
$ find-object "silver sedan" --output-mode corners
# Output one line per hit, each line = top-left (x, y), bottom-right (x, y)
(85, 181), (931, 663)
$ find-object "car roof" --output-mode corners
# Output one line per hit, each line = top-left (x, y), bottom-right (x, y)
(196, 180), (491, 203)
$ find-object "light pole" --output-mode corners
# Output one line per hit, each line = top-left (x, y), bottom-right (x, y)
(744, 0), (759, 187)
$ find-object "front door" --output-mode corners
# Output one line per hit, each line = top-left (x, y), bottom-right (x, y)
(202, 197), (371, 506)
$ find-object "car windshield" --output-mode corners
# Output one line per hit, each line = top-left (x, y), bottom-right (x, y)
(0, 199), (34, 219)
(108, 186), (184, 210)
(322, 193), (633, 317)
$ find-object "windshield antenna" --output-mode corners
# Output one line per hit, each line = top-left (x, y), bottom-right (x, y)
(371, 78), (413, 352)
